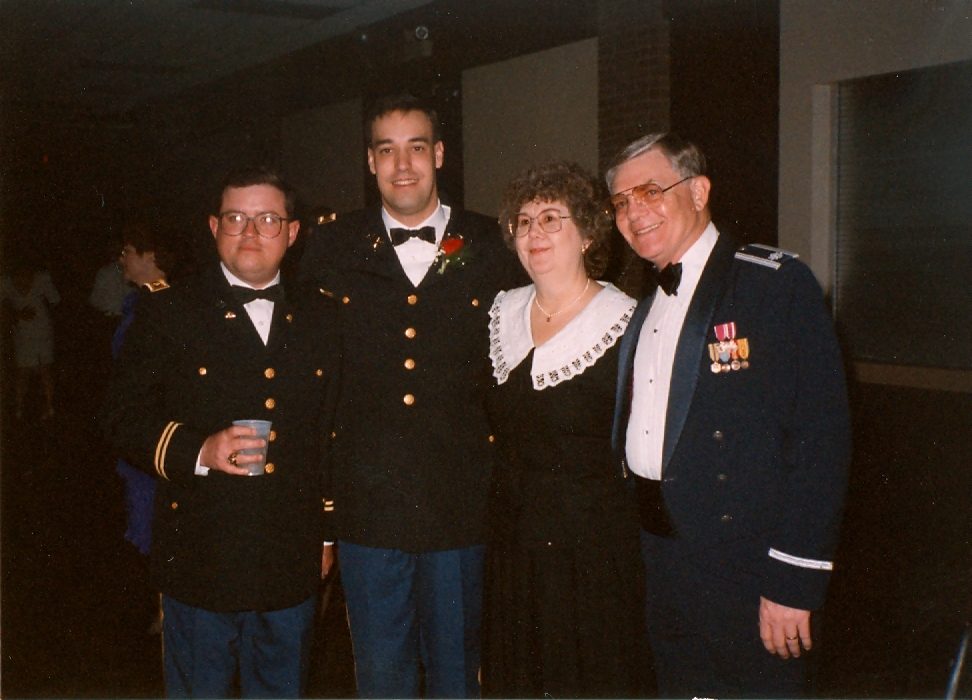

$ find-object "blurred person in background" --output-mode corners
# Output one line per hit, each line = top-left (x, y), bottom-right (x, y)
(1, 253), (60, 420)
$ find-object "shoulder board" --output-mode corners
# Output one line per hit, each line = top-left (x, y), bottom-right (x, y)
(142, 279), (170, 293)
(734, 244), (799, 270)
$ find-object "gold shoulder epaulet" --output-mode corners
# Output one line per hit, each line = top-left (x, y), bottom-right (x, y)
(143, 279), (170, 293)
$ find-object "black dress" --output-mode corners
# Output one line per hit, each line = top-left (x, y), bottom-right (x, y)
(482, 292), (648, 698)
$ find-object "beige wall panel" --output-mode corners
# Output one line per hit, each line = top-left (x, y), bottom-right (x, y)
(780, 2), (972, 289)
(463, 38), (598, 217)
(280, 98), (364, 215)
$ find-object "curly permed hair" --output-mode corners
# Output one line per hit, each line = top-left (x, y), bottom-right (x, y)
(498, 160), (613, 279)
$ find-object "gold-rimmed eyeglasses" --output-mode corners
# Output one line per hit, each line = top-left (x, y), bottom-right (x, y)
(217, 211), (289, 238)
(508, 209), (572, 238)
(610, 176), (694, 214)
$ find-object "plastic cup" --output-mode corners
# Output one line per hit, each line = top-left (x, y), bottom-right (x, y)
(232, 419), (272, 476)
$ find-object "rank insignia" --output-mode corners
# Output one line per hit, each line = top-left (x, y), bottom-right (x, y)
(708, 322), (750, 373)
(224, 311), (237, 319)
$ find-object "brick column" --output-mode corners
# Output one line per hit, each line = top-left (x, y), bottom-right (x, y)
(597, 0), (670, 296)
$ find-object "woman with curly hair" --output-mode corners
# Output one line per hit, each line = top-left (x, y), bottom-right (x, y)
(482, 161), (648, 697)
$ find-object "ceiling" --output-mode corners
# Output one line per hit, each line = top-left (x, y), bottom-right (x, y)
(0, 0), (434, 116)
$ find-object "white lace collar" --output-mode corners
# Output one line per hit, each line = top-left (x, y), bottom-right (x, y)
(489, 283), (637, 390)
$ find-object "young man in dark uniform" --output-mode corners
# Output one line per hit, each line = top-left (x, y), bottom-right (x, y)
(609, 134), (851, 698)
(299, 95), (521, 698)
(102, 167), (341, 698)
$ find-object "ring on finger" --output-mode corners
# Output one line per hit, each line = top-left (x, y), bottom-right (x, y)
(228, 452), (238, 466)
(785, 635), (798, 641)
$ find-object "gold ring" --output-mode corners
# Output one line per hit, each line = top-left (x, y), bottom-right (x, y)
(228, 452), (238, 466)
(786, 636), (798, 641)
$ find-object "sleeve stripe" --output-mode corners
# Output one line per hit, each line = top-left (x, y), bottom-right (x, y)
(768, 548), (833, 571)
(154, 422), (181, 480)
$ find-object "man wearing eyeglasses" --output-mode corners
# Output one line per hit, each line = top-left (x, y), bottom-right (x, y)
(608, 134), (851, 697)
(101, 166), (341, 698)
(299, 94), (522, 698)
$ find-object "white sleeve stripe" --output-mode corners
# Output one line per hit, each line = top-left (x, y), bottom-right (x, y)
(768, 548), (833, 571)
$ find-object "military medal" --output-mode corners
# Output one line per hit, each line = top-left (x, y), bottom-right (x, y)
(711, 322), (750, 372)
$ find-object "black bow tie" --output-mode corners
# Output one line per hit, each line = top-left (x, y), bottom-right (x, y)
(653, 262), (682, 296)
(390, 226), (436, 246)
(231, 284), (285, 305)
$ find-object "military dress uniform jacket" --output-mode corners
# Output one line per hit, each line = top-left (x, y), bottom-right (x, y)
(100, 265), (342, 613)
(613, 232), (851, 611)
(299, 206), (523, 553)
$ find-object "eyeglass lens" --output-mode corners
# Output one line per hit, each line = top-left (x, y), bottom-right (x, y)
(220, 212), (284, 238)
(610, 177), (691, 214)
(512, 210), (566, 237)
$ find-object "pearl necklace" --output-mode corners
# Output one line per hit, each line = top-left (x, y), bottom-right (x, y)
(534, 278), (591, 323)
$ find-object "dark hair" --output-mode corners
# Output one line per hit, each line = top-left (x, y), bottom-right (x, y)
(498, 161), (613, 279)
(122, 223), (174, 274)
(213, 166), (297, 219)
(604, 133), (707, 191)
(366, 93), (442, 146)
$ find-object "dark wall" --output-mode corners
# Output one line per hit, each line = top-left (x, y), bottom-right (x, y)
(668, 0), (780, 245)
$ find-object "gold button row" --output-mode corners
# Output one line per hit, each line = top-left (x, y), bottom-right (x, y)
(403, 394), (415, 406)
(404, 358), (415, 370)
(405, 327), (416, 339)
(265, 368), (275, 379)
(265, 398), (275, 409)
(265, 463), (275, 474)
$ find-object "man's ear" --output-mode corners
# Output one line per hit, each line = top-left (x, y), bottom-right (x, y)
(286, 220), (300, 247)
(691, 176), (711, 212)
(367, 148), (377, 175)
(434, 141), (444, 170)
(209, 215), (220, 239)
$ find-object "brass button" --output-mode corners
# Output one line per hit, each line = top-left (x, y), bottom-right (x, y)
(472, 298), (479, 307)
(404, 358), (415, 370)
(342, 296), (350, 304)
(407, 294), (418, 305)
(265, 398), (276, 409)
(264, 368), (275, 379)
(171, 502), (178, 510)
(316, 369), (323, 376)
(716, 473), (727, 482)
(403, 394), (415, 405)
(405, 327), (416, 339)
(713, 430), (724, 441)
(265, 463), (275, 474)
(286, 314), (293, 322)
(269, 430), (276, 441)
(488, 435), (495, 443)
(721, 514), (732, 523)
(224, 311), (236, 319)
(198, 367), (207, 376)
(330, 431), (336, 439)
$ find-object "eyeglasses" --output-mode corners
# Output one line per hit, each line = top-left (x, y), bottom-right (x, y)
(610, 176), (693, 214)
(217, 211), (289, 238)
(509, 209), (572, 237)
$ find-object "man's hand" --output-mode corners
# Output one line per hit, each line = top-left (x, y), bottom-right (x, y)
(321, 544), (335, 579)
(759, 596), (812, 659)
(198, 425), (265, 476)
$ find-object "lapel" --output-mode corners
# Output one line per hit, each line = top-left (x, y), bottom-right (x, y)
(417, 207), (465, 291)
(346, 209), (412, 284)
(264, 273), (296, 356)
(205, 265), (276, 358)
(612, 291), (656, 459)
(661, 233), (737, 470)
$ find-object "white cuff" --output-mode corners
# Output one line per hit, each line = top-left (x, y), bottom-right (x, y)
(195, 450), (209, 476)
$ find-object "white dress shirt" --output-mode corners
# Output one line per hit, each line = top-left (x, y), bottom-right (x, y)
(382, 202), (451, 287)
(626, 222), (719, 481)
(196, 264), (281, 475)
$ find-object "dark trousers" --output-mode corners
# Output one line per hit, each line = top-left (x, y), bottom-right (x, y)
(339, 541), (485, 699)
(161, 594), (316, 699)
(639, 529), (809, 698)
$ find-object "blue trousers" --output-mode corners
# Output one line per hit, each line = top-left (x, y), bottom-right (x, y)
(339, 541), (485, 698)
(639, 529), (809, 698)
(161, 594), (316, 698)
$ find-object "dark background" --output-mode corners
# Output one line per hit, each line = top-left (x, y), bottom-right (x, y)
(2, 0), (970, 696)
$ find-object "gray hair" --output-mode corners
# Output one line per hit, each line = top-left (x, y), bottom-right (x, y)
(604, 133), (707, 191)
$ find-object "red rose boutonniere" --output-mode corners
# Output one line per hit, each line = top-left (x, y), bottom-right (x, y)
(435, 235), (472, 275)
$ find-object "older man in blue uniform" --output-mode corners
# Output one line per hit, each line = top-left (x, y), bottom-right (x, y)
(609, 134), (851, 697)
(102, 167), (341, 698)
